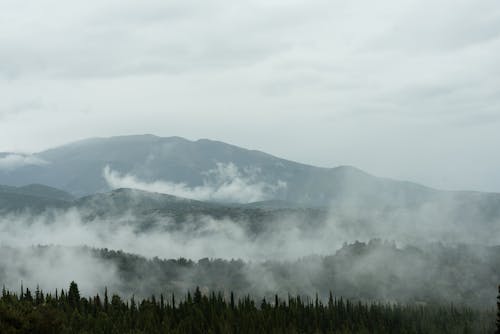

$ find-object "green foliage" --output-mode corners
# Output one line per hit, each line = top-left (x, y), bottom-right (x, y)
(0, 282), (495, 334)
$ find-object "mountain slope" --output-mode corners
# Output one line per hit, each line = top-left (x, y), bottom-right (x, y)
(0, 184), (74, 213)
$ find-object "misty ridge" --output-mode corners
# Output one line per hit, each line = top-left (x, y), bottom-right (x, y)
(1, 135), (500, 308)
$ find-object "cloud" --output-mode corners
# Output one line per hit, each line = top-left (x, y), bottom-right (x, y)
(103, 163), (287, 203)
(0, 154), (48, 171)
(0, 207), (337, 273)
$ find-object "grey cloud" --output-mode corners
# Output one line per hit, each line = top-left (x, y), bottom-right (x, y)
(0, 1), (302, 79)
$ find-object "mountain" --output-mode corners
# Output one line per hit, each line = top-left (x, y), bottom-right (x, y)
(0, 135), (500, 230)
(0, 135), (435, 203)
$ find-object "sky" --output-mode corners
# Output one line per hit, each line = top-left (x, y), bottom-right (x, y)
(0, 0), (499, 192)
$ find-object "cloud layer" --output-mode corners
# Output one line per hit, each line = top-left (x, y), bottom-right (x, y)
(0, 154), (47, 171)
(103, 163), (287, 203)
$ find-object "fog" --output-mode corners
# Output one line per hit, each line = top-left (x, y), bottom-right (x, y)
(0, 208), (338, 261)
(0, 246), (117, 297)
(0, 154), (48, 171)
(103, 163), (287, 203)
(1, 193), (499, 306)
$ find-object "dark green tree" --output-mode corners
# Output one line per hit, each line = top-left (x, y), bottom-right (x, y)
(104, 287), (109, 312)
(0, 281), (495, 333)
(68, 281), (81, 309)
(497, 285), (500, 334)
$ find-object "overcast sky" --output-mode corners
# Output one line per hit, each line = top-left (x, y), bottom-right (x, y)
(1, 0), (499, 192)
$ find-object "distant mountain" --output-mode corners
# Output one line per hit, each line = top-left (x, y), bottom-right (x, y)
(0, 135), (499, 231)
(0, 135), (435, 204)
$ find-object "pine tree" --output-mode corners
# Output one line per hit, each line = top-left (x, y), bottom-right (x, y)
(194, 286), (202, 304)
(68, 281), (81, 309)
(35, 285), (41, 305)
(25, 288), (33, 302)
(104, 287), (109, 312)
(496, 285), (500, 334)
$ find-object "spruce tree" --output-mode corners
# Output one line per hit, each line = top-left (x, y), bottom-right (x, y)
(25, 288), (33, 302)
(194, 286), (202, 304)
(496, 285), (500, 334)
(230, 292), (235, 310)
(104, 287), (109, 312)
(68, 281), (81, 309)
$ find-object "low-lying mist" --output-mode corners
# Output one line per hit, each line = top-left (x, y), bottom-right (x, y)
(1, 241), (498, 308)
(0, 208), (339, 260)
(1, 201), (499, 307)
(2, 199), (494, 263)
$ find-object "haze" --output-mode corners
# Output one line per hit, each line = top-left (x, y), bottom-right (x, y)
(1, 0), (500, 192)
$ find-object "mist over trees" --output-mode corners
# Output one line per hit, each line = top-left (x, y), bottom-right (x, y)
(1, 241), (499, 308)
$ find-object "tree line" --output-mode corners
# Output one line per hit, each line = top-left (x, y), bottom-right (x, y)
(0, 282), (496, 334)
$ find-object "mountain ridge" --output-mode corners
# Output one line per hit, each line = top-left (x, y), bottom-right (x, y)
(0, 135), (498, 214)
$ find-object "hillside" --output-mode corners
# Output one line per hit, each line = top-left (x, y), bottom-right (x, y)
(0, 184), (74, 213)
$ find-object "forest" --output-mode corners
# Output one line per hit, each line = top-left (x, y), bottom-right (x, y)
(3, 240), (500, 308)
(0, 281), (497, 334)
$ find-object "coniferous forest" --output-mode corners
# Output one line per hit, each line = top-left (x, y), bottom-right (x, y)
(0, 281), (497, 334)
